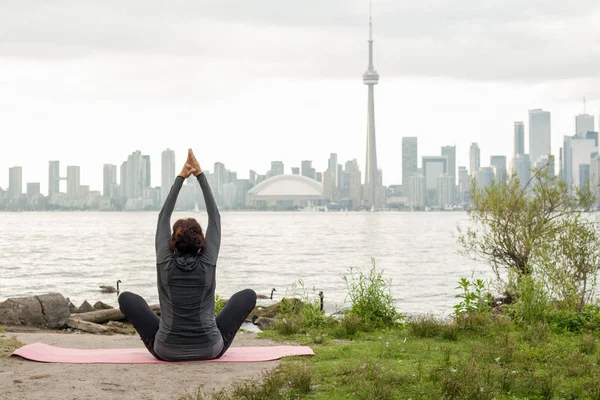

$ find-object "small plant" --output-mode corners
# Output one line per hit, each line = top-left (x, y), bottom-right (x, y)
(342, 257), (402, 328)
(507, 275), (553, 325)
(332, 313), (364, 338)
(285, 363), (312, 394)
(231, 369), (284, 399)
(214, 294), (226, 316)
(453, 274), (491, 316)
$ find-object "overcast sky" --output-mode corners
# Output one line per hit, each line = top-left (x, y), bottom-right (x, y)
(2, 0), (600, 193)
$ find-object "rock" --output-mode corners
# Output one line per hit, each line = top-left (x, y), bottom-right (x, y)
(0, 293), (70, 329)
(78, 300), (95, 313)
(93, 301), (114, 310)
(250, 298), (305, 319)
(66, 298), (79, 314)
(66, 318), (109, 334)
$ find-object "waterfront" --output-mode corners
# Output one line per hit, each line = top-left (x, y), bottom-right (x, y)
(0, 211), (489, 315)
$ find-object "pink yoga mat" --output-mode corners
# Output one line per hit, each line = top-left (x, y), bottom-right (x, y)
(12, 343), (314, 364)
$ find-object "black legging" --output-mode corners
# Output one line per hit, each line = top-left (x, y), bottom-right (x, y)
(118, 289), (257, 360)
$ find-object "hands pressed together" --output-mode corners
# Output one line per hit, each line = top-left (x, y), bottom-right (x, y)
(178, 148), (203, 179)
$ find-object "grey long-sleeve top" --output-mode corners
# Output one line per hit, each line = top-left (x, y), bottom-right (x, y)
(153, 173), (223, 361)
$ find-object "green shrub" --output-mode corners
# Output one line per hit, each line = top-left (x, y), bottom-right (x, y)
(272, 316), (301, 335)
(453, 275), (491, 316)
(342, 257), (402, 328)
(506, 275), (553, 325)
(333, 313), (364, 338)
(214, 294), (226, 316)
(284, 363), (312, 394)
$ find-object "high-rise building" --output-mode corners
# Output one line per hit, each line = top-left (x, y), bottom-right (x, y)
(529, 109), (551, 165)
(161, 149), (176, 204)
(511, 154), (532, 188)
(8, 166), (23, 200)
(474, 167), (495, 190)
(576, 114), (595, 137)
(121, 150), (151, 199)
(441, 145), (456, 185)
(458, 166), (470, 203)
(270, 161), (284, 177)
(402, 137), (418, 187)
(579, 164), (591, 190)
(324, 153), (339, 201)
(562, 135), (597, 194)
(408, 171), (425, 210)
(343, 159), (362, 208)
(103, 164), (117, 198)
(422, 156), (448, 206)
(590, 153), (600, 208)
(437, 174), (455, 207)
(48, 161), (60, 197)
(514, 122), (525, 157)
(301, 160), (316, 180)
(490, 155), (507, 183)
(213, 162), (227, 196)
(66, 166), (81, 199)
(142, 155), (151, 188)
(327, 154), (338, 187)
(291, 167), (300, 175)
(469, 143), (480, 175)
(362, 8), (383, 209)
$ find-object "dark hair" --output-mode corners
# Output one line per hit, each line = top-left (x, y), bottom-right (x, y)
(169, 218), (205, 256)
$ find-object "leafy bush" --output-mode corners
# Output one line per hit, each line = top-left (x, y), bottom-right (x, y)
(342, 257), (402, 328)
(458, 159), (600, 313)
(453, 274), (492, 316)
(548, 305), (600, 333)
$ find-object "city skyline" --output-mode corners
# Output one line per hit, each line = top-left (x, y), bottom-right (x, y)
(4, 107), (599, 197)
(2, 1), (600, 192)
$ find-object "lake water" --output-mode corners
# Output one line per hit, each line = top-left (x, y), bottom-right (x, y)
(0, 211), (491, 316)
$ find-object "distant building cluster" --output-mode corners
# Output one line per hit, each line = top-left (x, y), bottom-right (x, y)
(395, 109), (600, 211)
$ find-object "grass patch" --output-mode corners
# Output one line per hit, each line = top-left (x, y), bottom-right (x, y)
(0, 337), (24, 357)
(180, 313), (600, 399)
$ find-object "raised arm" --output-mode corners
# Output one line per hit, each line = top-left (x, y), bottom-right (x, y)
(156, 158), (197, 264)
(197, 172), (221, 265)
(156, 176), (184, 264)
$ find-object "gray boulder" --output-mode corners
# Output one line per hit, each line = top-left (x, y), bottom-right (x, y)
(0, 293), (70, 329)
(78, 300), (94, 313)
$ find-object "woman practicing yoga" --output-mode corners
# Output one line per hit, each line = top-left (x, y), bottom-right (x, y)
(118, 148), (257, 361)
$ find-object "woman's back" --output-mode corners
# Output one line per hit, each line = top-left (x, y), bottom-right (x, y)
(154, 255), (223, 361)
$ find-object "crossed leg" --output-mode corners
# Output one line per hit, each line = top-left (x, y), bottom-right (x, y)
(118, 291), (162, 360)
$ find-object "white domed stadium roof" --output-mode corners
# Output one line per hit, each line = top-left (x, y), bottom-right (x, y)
(248, 174), (323, 197)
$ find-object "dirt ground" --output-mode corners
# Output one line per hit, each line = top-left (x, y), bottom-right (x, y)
(0, 329), (281, 400)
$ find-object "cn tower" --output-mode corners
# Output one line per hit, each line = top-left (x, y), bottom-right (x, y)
(363, 1), (380, 209)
